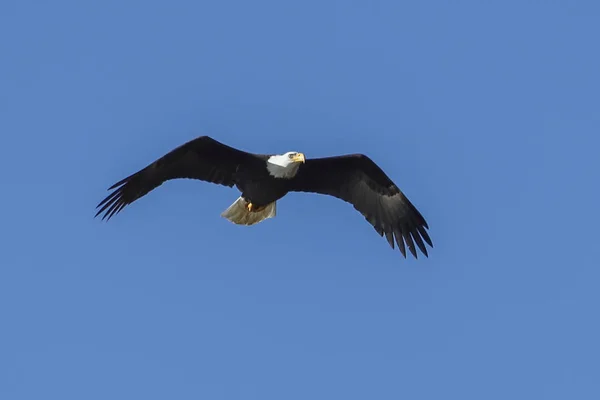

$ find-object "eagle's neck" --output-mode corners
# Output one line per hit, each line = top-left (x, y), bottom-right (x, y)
(266, 155), (301, 179)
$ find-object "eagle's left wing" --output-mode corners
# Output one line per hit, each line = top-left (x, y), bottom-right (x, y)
(289, 154), (433, 258)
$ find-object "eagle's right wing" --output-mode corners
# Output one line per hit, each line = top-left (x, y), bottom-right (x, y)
(95, 136), (257, 220)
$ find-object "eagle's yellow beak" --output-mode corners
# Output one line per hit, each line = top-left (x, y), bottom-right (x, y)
(292, 153), (306, 163)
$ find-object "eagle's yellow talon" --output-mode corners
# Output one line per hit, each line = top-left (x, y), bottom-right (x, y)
(247, 203), (253, 212)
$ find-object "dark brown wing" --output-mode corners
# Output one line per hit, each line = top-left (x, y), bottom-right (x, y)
(289, 154), (433, 258)
(95, 136), (258, 221)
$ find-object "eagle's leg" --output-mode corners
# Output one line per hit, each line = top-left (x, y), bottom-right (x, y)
(247, 202), (267, 213)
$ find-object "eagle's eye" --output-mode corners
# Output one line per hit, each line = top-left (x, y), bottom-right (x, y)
(288, 153), (296, 159)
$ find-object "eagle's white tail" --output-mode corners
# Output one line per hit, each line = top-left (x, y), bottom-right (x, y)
(220, 197), (277, 226)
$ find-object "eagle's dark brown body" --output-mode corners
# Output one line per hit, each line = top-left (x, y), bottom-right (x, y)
(233, 162), (292, 208)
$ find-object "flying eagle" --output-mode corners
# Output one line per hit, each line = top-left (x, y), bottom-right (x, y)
(95, 136), (433, 258)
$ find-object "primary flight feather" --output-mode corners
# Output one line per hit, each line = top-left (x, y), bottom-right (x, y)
(96, 136), (433, 258)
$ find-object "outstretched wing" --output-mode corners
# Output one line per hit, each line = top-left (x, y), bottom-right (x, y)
(289, 154), (433, 258)
(95, 136), (258, 221)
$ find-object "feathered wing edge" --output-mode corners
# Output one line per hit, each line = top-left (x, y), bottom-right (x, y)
(364, 187), (433, 258)
(95, 136), (256, 221)
(289, 154), (433, 258)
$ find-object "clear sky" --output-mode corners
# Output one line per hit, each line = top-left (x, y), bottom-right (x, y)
(1, 1), (599, 399)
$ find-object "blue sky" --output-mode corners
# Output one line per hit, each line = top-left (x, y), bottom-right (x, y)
(1, 0), (599, 398)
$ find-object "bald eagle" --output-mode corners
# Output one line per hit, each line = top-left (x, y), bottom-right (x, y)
(96, 136), (433, 258)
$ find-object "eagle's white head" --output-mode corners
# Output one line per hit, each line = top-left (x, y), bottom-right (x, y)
(266, 151), (306, 178)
